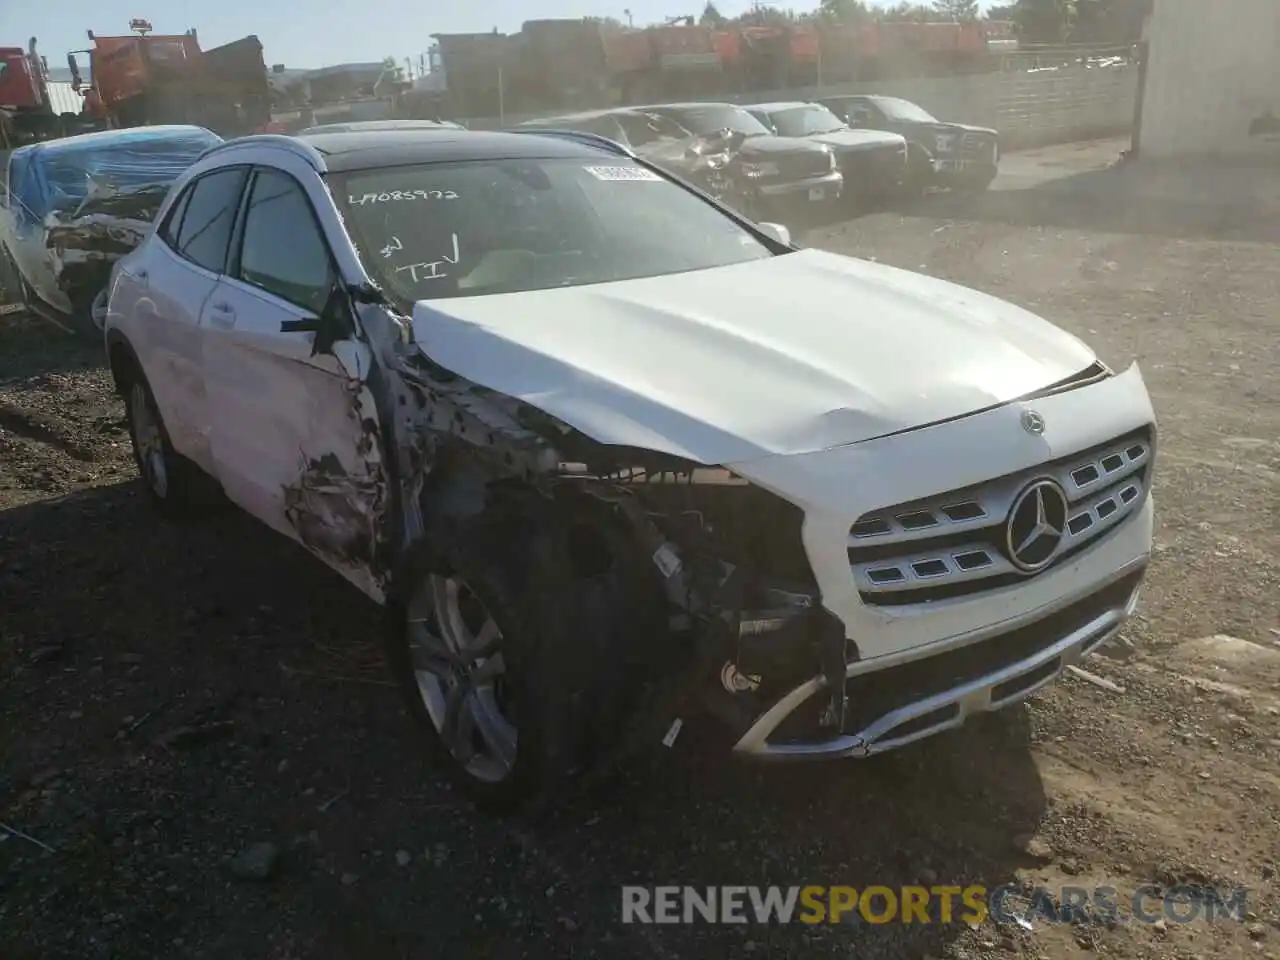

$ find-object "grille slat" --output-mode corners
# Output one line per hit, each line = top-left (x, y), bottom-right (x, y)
(848, 429), (1153, 607)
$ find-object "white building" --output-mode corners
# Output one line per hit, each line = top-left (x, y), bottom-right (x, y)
(1138, 0), (1280, 159)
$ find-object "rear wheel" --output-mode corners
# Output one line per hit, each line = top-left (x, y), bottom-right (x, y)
(121, 367), (222, 517)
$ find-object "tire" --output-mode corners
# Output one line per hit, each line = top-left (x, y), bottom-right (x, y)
(67, 289), (106, 340)
(120, 364), (221, 517)
(385, 496), (669, 815)
(898, 144), (934, 201)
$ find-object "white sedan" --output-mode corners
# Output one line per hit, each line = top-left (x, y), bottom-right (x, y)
(103, 127), (1155, 812)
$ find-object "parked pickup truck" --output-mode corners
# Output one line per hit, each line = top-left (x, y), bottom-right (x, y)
(819, 94), (999, 194)
(745, 101), (908, 206)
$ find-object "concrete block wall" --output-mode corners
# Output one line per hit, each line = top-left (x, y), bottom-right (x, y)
(467, 64), (1139, 151)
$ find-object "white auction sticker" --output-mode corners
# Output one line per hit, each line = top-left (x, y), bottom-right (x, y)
(584, 165), (662, 182)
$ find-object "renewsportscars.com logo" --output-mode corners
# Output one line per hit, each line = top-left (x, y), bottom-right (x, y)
(621, 885), (1250, 926)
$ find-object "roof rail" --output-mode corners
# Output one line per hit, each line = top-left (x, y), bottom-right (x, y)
(200, 133), (325, 171)
(506, 127), (636, 159)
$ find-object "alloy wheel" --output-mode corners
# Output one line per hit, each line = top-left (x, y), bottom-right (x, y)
(406, 574), (518, 784)
(128, 382), (168, 499)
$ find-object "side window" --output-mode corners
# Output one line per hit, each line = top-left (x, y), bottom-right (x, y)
(156, 185), (192, 248)
(174, 168), (248, 273)
(236, 168), (333, 315)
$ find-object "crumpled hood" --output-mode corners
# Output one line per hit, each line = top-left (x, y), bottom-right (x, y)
(806, 128), (905, 151)
(410, 249), (1098, 466)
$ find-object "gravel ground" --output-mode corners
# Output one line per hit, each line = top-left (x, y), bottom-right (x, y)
(2, 156), (1278, 960)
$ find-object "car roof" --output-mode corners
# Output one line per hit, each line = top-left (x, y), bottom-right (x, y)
(519, 109), (619, 125)
(289, 128), (624, 172)
(13, 124), (219, 160)
(630, 102), (738, 112)
(744, 102), (812, 113)
(521, 107), (664, 126)
(298, 119), (462, 134)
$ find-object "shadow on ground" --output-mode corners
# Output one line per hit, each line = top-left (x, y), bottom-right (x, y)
(2, 484), (1050, 958)
(899, 161), (1280, 243)
(0, 313), (101, 383)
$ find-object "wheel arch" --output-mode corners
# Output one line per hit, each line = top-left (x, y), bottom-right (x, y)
(106, 329), (142, 397)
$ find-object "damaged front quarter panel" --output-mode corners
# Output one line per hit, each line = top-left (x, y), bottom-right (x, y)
(332, 293), (836, 755)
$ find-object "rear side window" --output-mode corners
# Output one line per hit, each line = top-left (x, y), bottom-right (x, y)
(157, 186), (192, 248)
(174, 168), (248, 274)
(236, 169), (333, 314)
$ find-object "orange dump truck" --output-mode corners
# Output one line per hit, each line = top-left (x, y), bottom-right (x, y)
(69, 29), (271, 136)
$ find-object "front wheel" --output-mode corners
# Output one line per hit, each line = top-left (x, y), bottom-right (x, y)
(386, 499), (671, 814)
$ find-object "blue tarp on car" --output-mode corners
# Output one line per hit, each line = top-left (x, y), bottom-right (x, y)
(7, 125), (222, 227)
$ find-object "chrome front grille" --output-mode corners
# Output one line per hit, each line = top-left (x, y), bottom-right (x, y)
(958, 132), (995, 159)
(847, 429), (1153, 607)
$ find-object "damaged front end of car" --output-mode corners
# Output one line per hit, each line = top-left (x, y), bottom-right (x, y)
(329, 295), (847, 769)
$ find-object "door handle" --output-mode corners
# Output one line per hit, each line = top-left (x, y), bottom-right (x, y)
(209, 300), (236, 328)
(135, 268), (149, 281)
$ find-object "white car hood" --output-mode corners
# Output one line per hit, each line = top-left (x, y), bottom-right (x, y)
(409, 249), (1097, 465)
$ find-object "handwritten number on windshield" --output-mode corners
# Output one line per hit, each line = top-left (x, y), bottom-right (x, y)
(393, 232), (460, 283)
(348, 189), (459, 205)
(380, 236), (403, 259)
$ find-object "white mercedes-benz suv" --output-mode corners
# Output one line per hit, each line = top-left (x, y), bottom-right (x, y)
(101, 127), (1154, 811)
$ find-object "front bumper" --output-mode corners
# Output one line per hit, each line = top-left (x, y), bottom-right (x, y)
(730, 551), (1147, 759)
(716, 363), (1156, 760)
(930, 157), (998, 187)
(754, 171), (844, 202)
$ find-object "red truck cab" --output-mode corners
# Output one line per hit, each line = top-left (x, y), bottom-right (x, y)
(0, 44), (46, 110)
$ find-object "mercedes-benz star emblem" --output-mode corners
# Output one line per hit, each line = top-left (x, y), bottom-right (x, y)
(1021, 410), (1046, 435)
(1005, 479), (1069, 573)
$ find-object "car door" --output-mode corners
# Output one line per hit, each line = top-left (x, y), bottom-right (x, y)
(201, 162), (388, 599)
(118, 166), (248, 474)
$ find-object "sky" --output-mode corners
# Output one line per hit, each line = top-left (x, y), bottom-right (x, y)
(5, 0), (992, 75)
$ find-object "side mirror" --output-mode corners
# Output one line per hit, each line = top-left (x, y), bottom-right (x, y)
(280, 283), (355, 356)
(757, 222), (791, 246)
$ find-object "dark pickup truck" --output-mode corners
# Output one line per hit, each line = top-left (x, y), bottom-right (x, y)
(745, 101), (907, 205)
(819, 94), (999, 194)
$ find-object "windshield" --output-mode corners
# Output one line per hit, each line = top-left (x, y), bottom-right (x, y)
(874, 97), (937, 123)
(668, 105), (771, 138)
(769, 105), (846, 137)
(334, 157), (775, 302)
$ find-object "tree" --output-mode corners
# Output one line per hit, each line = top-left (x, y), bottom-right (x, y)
(1010, 0), (1077, 43)
(700, 1), (726, 26)
(985, 3), (1019, 18)
(1071, 0), (1148, 43)
(819, 0), (872, 21)
(933, 0), (980, 20)
(879, 3), (945, 22)
(379, 56), (405, 82)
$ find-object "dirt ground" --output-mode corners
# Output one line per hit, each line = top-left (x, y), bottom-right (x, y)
(2, 144), (1278, 960)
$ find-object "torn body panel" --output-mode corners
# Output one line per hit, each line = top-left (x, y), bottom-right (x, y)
(42, 182), (169, 309)
(284, 452), (384, 568)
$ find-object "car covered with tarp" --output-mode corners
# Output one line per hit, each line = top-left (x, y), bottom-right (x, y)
(0, 124), (222, 333)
